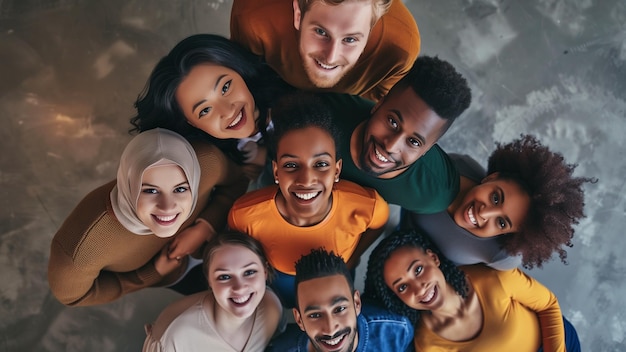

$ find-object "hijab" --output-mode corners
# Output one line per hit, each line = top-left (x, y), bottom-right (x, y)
(110, 128), (201, 235)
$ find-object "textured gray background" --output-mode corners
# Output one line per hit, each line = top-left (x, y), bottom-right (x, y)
(0, 0), (624, 351)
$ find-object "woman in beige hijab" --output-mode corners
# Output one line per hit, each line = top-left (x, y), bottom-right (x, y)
(48, 128), (248, 306)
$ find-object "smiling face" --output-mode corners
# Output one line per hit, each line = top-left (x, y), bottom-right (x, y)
(272, 126), (342, 226)
(208, 244), (267, 319)
(293, 0), (372, 88)
(294, 274), (360, 352)
(452, 174), (531, 238)
(136, 163), (193, 238)
(175, 63), (260, 139)
(383, 246), (450, 311)
(355, 87), (449, 179)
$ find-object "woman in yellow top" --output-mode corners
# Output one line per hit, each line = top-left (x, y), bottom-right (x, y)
(364, 229), (581, 352)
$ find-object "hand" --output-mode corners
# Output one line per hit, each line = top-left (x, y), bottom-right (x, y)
(154, 245), (184, 277)
(167, 220), (215, 260)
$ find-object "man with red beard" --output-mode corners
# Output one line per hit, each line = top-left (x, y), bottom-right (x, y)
(266, 248), (413, 352)
(230, 0), (420, 102)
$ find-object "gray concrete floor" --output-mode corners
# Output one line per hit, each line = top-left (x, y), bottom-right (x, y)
(1, 0), (625, 351)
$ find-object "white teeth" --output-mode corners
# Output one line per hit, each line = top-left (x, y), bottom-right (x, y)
(231, 294), (251, 304)
(294, 192), (319, 200)
(316, 59), (337, 70)
(421, 288), (435, 303)
(323, 335), (344, 346)
(375, 147), (389, 162)
(468, 206), (477, 226)
(228, 110), (242, 127)
(155, 214), (176, 222)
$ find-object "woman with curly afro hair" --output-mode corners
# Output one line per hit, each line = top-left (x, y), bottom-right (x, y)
(364, 229), (581, 352)
(402, 134), (594, 270)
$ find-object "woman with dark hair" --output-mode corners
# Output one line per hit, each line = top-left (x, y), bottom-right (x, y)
(403, 134), (594, 270)
(130, 34), (289, 166)
(364, 229), (581, 352)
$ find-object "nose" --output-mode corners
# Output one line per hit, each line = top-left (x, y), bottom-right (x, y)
(478, 203), (500, 221)
(231, 277), (245, 292)
(321, 314), (339, 336)
(156, 194), (176, 211)
(215, 99), (234, 120)
(323, 41), (341, 64)
(295, 167), (315, 186)
(383, 133), (403, 154)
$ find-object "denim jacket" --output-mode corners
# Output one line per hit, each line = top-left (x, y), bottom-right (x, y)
(265, 303), (414, 352)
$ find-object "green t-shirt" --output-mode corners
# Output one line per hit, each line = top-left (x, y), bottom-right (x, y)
(320, 93), (460, 214)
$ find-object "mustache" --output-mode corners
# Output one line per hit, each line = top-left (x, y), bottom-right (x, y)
(315, 327), (351, 343)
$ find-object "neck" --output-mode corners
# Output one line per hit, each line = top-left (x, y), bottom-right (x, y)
(275, 192), (333, 227)
(213, 300), (254, 335)
(429, 283), (467, 320)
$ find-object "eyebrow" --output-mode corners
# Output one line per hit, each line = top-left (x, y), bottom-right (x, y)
(309, 22), (366, 38)
(213, 261), (257, 273)
(191, 74), (228, 114)
(303, 295), (349, 313)
(279, 152), (332, 160)
(391, 259), (420, 286)
(389, 108), (426, 145)
(141, 181), (189, 189)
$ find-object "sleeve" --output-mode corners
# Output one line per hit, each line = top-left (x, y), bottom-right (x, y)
(500, 269), (566, 352)
(229, 0), (264, 56)
(142, 326), (164, 352)
(368, 190), (390, 230)
(194, 142), (250, 234)
(48, 237), (163, 306)
(487, 252), (523, 271)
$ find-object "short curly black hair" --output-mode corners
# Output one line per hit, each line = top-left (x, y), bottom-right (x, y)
(387, 55), (471, 136)
(363, 229), (468, 326)
(487, 134), (595, 269)
(268, 91), (342, 161)
(294, 248), (354, 308)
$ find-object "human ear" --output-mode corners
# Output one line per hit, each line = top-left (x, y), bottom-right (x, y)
(353, 290), (362, 316)
(293, 307), (305, 331)
(426, 249), (440, 267)
(335, 159), (343, 182)
(272, 160), (279, 184)
(293, 0), (302, 30)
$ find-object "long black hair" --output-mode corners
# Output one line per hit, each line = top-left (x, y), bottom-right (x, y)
(130, 34), (289, 163)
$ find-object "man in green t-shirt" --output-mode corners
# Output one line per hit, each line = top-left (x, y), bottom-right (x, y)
(321, 55), (472, 214)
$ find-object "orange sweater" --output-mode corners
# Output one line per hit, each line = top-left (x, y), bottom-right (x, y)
(230, 0), (420, 102)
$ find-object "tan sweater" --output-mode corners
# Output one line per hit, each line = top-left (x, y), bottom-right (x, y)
(48, 141), (249, 306)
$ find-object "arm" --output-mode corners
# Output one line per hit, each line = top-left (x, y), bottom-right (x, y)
(504, 269), (566, 352)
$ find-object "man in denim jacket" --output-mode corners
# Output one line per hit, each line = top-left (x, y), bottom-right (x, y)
(266, 248), (413, 352)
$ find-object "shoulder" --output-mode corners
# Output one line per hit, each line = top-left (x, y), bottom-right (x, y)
(358, 303), (414, 350)
(149, 292), (209, 341)
(334, 180), (379, 200)
(190, 139), (227, 164)
(231, 186), (277, 210)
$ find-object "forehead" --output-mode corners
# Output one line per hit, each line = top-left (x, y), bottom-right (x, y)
(377, 87), (447, 143)
(277, 126), (336, 155)
(297, 274), (352, 308)
(302, 0), (373, 30)
(208, 244), (260, 270)
(383, 246), (425, 281)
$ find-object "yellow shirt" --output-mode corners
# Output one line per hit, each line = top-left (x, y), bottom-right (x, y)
(414, 265), (566, 352)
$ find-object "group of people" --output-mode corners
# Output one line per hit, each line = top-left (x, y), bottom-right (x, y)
(47, 1), (593, 351)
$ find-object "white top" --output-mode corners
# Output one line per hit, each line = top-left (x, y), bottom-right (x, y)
(143, 289), (282, 352)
